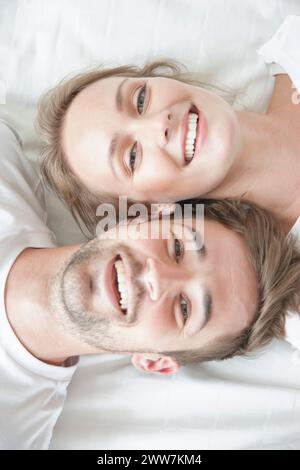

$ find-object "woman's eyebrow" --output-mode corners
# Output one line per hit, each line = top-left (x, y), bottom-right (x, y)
(107, 79), (130, 178)
(108, 133), (120, 179)
(116, 78), (129, 112)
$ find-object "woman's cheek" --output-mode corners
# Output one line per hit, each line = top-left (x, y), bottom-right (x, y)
(137, 166), (180, 200)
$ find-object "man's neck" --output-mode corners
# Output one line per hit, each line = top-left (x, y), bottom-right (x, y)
(4, 246), (87, 366)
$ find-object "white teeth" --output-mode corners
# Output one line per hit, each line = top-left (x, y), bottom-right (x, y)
(188, 122), (197, 131)
(189, 112), (198, 120)
(184, 111), (198, 161)
(114, 259), (128, 310)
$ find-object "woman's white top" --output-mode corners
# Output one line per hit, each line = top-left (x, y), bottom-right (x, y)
(257, 15), (300, 94)
(258, 15), (300, 350)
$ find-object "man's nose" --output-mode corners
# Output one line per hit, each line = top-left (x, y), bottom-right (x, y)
(128, 110), (172, 147)
(144, 257), (187, 301)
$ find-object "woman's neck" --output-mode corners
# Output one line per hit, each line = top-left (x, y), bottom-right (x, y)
(206, 77), (300, 231)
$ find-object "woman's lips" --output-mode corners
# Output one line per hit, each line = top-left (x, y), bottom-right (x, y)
(194, 108), (207, 160)
(181, 108), (190, 162)
(181, 105), (207, 164)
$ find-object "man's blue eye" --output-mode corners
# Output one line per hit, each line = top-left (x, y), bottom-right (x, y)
(174, 238), (184, 263)
(137, 85), (146, 114)
(180, 296), (189, 325)
(129, 143), (137, 173)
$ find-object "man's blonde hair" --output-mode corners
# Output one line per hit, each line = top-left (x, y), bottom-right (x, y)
(36, 59), (233, 236)
(161, 199), (300, 364)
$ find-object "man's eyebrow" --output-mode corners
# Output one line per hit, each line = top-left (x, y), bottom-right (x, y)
(187, 287), (212, 338)
(202, 290), (212, 329)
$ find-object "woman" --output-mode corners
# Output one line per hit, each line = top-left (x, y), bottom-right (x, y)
(37, 16), (300, 235)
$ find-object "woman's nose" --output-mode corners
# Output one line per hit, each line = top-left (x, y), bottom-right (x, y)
(128, 110), (172, 147)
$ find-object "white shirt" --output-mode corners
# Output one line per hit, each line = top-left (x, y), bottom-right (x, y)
(0, 119), (78, 449)
(257, 15), (300, 94)
(285, 219), (300, 351)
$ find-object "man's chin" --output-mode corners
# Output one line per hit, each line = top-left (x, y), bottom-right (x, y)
(62, 262), (91, 312)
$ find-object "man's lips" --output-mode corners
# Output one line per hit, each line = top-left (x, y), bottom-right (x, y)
(181, 105), (207, 164)
(104, 253), (134, 321)
(105, 255), (125, 317)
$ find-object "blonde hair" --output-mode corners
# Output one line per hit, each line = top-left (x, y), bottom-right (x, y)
(161, 199), (300, 364)
(36, 59), (235, 236)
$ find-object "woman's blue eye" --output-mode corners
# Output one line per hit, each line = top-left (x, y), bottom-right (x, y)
(137, 85), (146, 114)
(180, 296), (189, 324)
(174, 238), (184, 263)
(129, 143), (137, 173)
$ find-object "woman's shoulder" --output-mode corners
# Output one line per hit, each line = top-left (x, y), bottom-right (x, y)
(266, 74), (297, 114)
(257, 15), (300, 125)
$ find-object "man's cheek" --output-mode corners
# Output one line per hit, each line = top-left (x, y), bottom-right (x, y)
(142, 308), (175, 342)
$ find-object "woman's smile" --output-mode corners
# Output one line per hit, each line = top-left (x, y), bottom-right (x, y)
(181, 105), (208, 165)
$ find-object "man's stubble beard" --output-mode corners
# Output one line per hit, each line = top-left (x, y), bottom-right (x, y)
(49, 238), (147, 354)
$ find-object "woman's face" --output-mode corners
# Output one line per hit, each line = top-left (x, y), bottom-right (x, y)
(62, 76), (241, 202)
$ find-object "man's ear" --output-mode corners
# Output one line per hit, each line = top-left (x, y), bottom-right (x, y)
(131, 353), (180, 375)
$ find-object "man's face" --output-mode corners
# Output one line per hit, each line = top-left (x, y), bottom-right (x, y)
(55, 216), (258, 367)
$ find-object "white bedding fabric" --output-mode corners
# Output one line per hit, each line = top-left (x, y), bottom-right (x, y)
(1, 0), (300, 450)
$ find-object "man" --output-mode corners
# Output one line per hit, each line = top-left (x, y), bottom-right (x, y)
(0, 120), (299, 449)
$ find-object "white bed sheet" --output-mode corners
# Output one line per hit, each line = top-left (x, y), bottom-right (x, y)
(1, 0), (300, 450)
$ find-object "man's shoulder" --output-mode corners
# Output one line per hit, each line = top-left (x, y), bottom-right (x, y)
(0, 118), (38, 182)
(0, 117), (56, 252)
(0, 118), (23, 146)
(0, 118), (49, 224)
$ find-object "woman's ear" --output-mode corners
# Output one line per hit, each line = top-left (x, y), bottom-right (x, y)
(131, 353), (180, 375)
